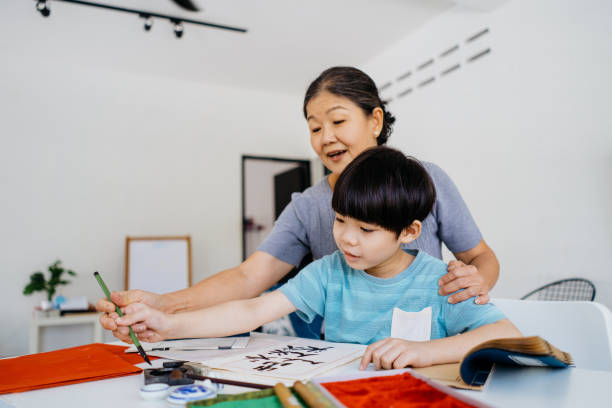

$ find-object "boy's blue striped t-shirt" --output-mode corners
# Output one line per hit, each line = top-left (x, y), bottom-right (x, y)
(279, 249), (505, 345)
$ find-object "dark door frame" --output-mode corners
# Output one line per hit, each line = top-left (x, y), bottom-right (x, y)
(241, 155), (311, 261)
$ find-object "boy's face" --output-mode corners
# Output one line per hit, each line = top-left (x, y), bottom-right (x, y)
(333, 213), (405, 271)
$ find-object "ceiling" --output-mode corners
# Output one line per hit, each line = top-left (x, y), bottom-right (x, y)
(4, 0), (458, 94)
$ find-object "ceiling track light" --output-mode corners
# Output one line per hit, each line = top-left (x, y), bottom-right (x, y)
(172, 20), (184, 38)
(34, 0), (247, 38)
(36, 0), (51, 17)
(140, 14), (153, 32)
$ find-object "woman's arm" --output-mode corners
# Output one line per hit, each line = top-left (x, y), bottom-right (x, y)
(439, 239), (500, 304)
(423, 163), (499, 305)
(360, 318), (520, 369)
(116, 290), (297, 342)
(162, 251), (295, 313)
(97, 251), (295, 341)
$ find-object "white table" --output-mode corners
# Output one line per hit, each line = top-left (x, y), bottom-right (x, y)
(3, 349), (612, 407)
(457, 365), (612, 408)
(29, 313), (103, 354)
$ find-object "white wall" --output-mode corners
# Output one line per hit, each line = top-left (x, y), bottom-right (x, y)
(363, 0), (612, 308)
(3, 0), (611, 358)
(0, 46), (310, 357)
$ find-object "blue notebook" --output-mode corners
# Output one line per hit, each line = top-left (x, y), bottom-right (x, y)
(459, 336), (573, 386)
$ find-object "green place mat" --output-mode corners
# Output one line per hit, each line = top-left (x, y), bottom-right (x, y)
(201, 395), (283, 408)
(187, 382), (337, 408)
(188, 389), (288, 408)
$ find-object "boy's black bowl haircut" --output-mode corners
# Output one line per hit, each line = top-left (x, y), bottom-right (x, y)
(332, 146), (436, 236)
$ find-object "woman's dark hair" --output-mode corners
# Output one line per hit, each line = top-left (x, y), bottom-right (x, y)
(303, 66), (396, 145)
(332, 146), (436, 236)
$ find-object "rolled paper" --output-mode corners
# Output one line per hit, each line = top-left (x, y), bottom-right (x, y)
(274, 383), (302, 408)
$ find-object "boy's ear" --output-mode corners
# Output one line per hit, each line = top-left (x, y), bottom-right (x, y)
(399, 220), (422, 244)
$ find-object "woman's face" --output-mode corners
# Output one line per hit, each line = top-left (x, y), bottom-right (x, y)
(306, 91), (382, 176)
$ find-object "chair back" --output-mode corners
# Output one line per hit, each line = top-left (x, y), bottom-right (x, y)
(520, 278), (596, 301)
(492, 298), (612, 371)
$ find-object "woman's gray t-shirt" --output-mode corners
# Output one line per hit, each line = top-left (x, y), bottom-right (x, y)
(257, 161), (482, 265)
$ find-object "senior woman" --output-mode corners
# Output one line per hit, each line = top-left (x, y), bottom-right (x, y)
(97, 66), (499, 342)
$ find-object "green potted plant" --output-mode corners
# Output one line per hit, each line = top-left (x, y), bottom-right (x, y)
(23, 260), (77, 310)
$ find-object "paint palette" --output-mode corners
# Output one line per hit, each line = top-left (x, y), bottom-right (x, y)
(167, 383), (219, 405)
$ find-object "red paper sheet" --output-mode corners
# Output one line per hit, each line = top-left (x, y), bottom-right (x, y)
(322, 372), (476, 408)
(0, 343), (157, 394)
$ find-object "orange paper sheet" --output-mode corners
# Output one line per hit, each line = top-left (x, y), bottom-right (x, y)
(0, 343), (157, 394)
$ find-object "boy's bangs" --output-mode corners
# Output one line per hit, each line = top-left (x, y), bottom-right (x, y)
(331, 146), (436, 236)
(333, 178), (399, 232)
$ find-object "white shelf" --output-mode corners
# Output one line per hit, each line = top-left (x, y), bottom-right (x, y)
(29, 312), (103, 354)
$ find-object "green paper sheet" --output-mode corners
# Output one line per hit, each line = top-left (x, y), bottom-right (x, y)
(188, 389), (295, 408)
(203, 395), (283, 408)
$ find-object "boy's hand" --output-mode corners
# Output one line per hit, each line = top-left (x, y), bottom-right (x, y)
(359, 338), (435, 370)
(96, 290), (163, 343)
(114, 302), (173, 343)
(438, 260), (490, 305)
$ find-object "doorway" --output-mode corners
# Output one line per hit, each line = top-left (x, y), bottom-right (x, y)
(241, 156), (312, 261)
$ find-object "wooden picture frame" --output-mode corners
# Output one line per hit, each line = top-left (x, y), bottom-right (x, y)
(125, 236), (192, 294)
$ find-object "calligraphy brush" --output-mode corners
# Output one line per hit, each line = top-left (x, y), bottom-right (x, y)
(93, 271), (152, 365)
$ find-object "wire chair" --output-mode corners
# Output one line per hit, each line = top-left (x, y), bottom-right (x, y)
(521, 278), (596, 301)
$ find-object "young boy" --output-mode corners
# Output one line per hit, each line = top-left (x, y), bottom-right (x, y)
(116, 146), (520, 369)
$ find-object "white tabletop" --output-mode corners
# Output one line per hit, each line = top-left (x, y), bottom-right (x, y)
(457, 365), (612, 408)
(3, 339), (612, 408)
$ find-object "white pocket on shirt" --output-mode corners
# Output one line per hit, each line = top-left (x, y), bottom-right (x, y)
(390, 306), (432, 342)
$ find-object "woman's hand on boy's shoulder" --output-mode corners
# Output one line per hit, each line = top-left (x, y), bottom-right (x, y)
(359, 338), (435, 370)
(438, 260), (490, 305)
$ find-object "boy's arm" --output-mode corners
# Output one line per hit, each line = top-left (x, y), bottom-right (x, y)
(98, 251), (295, 342)
(116, 290), (297, 342)
(360, 319), (521, 369)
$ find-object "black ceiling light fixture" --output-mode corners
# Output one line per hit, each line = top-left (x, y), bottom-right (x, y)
(171, 0), (199, 12)
(34, 0), (247, 38)
(141, 14), (153, 32)
(36, 0), (51, 17)
(172, 19), (184, 38)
